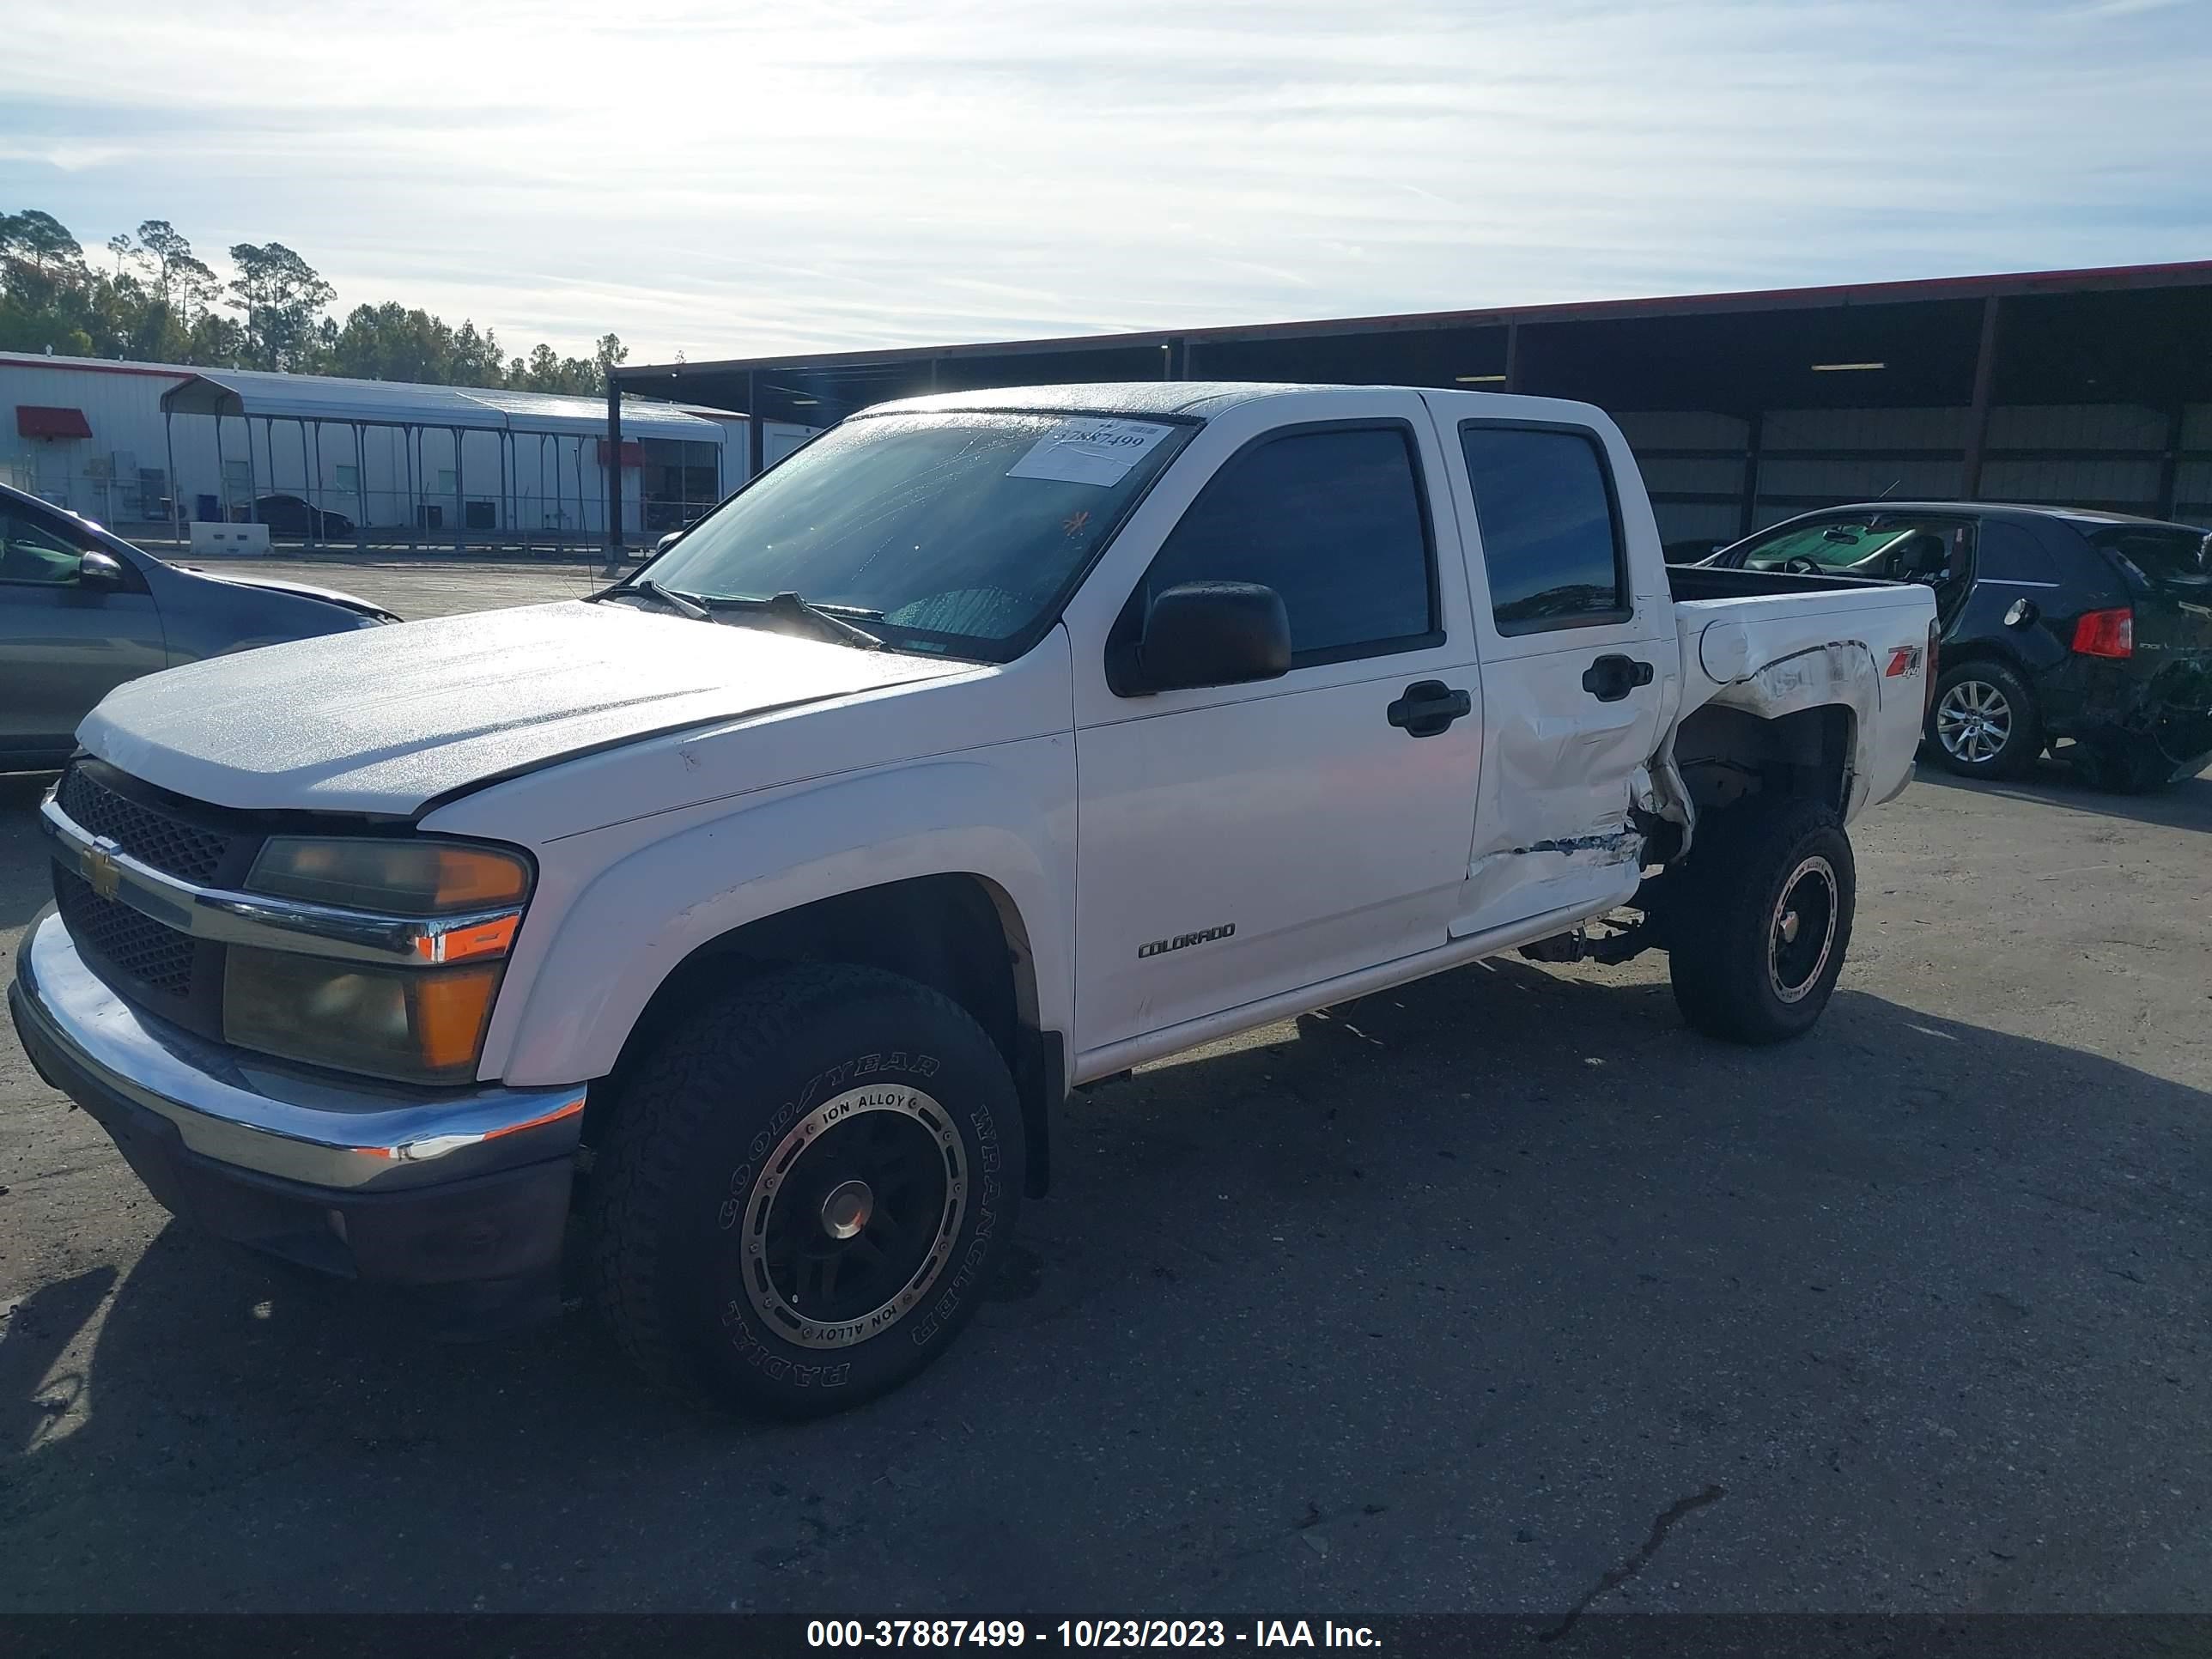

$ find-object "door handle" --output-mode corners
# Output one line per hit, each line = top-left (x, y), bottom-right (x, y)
(1386, 680), (1472, 738)
(1580, 654), (1654, 702)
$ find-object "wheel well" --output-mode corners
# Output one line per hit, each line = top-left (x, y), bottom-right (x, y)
(591, 874), (1058, 1194)
(1930, 641), (2025, 681)
(1674, 702), (1856, 817)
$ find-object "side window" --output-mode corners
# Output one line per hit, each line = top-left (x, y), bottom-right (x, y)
(1140, 425), (1437, 664)
(1459, 425), (1629, 632)
(1973, 520), (2061, 585)
(0, 511), (88, 586)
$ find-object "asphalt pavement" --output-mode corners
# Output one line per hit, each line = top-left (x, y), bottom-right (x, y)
(1, 558), (2208, 1614)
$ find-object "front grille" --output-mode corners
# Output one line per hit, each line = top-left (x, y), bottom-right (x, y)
(48, 763), (252, 1042)
(57, 763), (231, 883)
(54, 866), (196, 1000)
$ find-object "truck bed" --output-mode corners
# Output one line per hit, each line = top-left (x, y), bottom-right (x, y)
(1666, 563), (1899, 601)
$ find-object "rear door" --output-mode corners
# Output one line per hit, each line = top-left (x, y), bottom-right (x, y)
(1431, 404), (1675, 939)
(0, 503), (167, 765)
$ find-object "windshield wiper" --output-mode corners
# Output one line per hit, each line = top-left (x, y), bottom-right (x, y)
(698, 591), (885, 650)
(608, 576), (712, 620)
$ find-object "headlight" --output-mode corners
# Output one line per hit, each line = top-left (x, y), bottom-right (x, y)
(225, 950), (502, 1085)
(225, 836), (534, 1083)
(248, 837), (530, 914)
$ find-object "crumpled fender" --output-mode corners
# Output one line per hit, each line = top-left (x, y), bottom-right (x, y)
(487, 758), (1072, 1085)
(1692, 626), (1884, 818)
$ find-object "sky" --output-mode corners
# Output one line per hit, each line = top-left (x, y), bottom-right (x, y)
(4, 0), (2209, 367)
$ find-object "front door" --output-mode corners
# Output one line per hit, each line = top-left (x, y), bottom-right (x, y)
(0, 505), (166, 766)
(1072, 407), (1486, 1060)
(1436, 409), (1674, 938)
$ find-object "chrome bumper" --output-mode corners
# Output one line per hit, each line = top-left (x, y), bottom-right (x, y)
(11, 909), (585, 1192)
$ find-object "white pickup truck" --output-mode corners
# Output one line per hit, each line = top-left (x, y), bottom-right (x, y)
(11, 382), (1936, 1414)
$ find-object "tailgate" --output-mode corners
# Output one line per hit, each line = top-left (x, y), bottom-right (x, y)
(2083, 524), (2212, 760)
(2086, 524), (2212, 658)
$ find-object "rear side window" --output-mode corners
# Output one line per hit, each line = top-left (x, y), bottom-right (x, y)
(1459, 425), (1629, 632)
(1141, 424), (1437, 663)
(1973, 520), (2063, 586)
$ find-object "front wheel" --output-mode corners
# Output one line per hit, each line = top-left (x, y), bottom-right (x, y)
(587, 963), (1023, 1416)
(1666, 797), (1856, 1045)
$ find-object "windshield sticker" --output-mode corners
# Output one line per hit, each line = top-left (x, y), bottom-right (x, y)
(1005, 418), (1173, 487)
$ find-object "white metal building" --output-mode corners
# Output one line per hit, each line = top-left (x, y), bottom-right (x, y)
(0, 351), (817, 545)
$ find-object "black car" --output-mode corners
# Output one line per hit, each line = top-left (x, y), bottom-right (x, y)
(252, 493), (356, 540)
(1705, 502), (2212, 790)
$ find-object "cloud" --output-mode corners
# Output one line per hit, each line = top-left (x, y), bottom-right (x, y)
(3, 0), (2207, 362)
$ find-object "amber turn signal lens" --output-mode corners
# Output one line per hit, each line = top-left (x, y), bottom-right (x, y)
(415, 913), (520, 963)
(224, 949), (503, 1085)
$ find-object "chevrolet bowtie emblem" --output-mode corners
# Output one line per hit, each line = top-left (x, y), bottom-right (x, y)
(84, 836), (123, 902)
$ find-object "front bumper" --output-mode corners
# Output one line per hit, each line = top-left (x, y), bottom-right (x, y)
(9, 909), (585, 1331)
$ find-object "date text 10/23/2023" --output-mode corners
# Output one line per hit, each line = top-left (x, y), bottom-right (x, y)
(805, 1622), (1382, 1650)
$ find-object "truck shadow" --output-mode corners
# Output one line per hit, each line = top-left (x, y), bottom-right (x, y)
(0, 775), (58, 934)
(2, 959), (2207, 1610)
(1917, 755), (2212, 832)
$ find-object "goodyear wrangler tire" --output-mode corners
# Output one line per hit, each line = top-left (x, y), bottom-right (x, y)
(587, 963), (1023, 1417)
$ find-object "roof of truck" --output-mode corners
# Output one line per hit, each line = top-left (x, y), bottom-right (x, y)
(867, 380), (1369, 421)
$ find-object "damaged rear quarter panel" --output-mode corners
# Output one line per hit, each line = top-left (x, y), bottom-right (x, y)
(1680, 592), (1932, 819)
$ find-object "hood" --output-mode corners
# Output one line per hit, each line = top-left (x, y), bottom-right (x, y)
(179, 565), (398, 620)
(79, 600), (969, 815)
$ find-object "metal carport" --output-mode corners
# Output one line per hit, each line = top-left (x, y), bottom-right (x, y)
(611, 260), (2212, 547)
(160, 369), (732, 554)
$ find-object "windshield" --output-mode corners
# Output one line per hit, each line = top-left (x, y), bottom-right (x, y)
(641, 410), (1190, 659)
(1734, 519), (1899, 572)
(1729, 515), (1963, 580)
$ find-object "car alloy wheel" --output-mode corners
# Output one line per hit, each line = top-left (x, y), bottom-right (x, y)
(1935, 678), (2013, 767)
(738, 1083), (966, 1349)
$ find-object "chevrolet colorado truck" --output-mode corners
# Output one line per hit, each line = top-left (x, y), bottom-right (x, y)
(10, 382), (1938, 1415)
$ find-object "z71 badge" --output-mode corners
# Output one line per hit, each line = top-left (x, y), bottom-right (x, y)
(1138, 923), (1235, 960)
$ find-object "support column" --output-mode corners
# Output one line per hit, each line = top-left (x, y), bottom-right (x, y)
(453, 427), (466, 555)
(303, 419), (319, 551)
(2157, 404), (2185, 520)
(244, 416), (259, 526)
(746, 370), (766, 483)
(1960, 296), (2003, 501)
(605, 378), (625, 571)
(354, 424), (368, 550)
(1503, 321), (1522, 394)
(163, 410), (180, 547)
(1738, 410), (1765, 538)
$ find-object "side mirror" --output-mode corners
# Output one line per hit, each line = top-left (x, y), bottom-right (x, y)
(78, 550), (125, 589)
(653, 531), (683, 556)
(1118, 581), (1291, 696)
